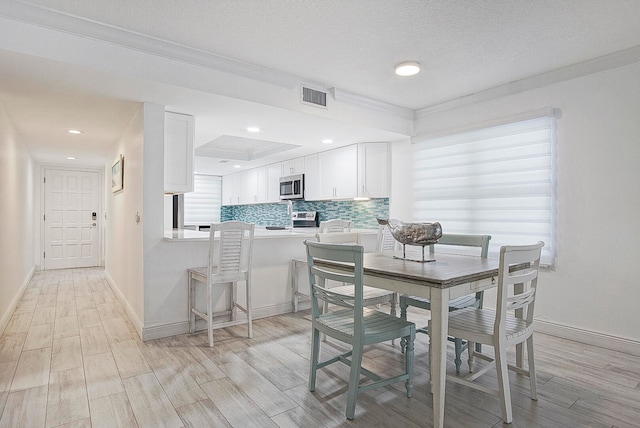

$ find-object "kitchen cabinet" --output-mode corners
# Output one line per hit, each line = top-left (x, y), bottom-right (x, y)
(317, 145), (358, 200)
(224, 166), (278, 205)
(265, 163), (282, 203)
(164, 112), (194, 193)
(357, 143), (390, 198)
(281, 157), (305, 176)
(304, 154), (319, 200)
(222, 173), (238, 205)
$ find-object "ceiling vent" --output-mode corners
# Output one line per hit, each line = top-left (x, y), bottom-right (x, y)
(301, 86), (327, 108)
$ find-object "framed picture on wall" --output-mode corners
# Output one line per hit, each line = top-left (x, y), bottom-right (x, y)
(112, 154), (124, 193)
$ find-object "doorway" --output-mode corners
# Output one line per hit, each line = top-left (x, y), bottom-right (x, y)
(43, 168), (101, 269)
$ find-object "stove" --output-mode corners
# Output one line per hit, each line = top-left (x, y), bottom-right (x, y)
(292, 211), (318, 228)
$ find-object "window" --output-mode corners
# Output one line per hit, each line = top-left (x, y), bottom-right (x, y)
(184, 174), (222, 226)
(412, 115), (556, 266)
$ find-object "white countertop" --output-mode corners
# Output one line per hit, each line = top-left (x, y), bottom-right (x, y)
(163, 227), (377, 242)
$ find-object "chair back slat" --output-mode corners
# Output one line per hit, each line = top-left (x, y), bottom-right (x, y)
(208, 221), (255, 281)
(495, 241), (544, 334)
(315, 232), (359, 245)
(305, 240), (365, 331)
(319, 219), (353, 233)
(429, 233), (491, 258)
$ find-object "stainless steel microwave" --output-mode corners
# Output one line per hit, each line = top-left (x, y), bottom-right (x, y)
(279, 174), (304, 200)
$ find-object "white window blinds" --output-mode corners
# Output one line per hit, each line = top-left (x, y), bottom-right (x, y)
(184, 174), (222, 226)
(412, 115), (556, 266)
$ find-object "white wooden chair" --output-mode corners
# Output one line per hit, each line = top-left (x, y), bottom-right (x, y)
(376, 224), (398, 252)
(400, 233), (491, 372)
(318, 218), (353, 233)
(304, 239), (415, 420)
(429, 241), (544, 424)
(188, 221), (255, 347)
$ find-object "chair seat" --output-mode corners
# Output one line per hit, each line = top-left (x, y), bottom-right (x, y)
(329, 285), (395, 306)
(316, 307), (414, 345)
(447, 307), (533, 345)
(401, 293), (479, 312)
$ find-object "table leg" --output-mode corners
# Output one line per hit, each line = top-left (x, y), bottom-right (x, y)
(430, 287), (449, 428)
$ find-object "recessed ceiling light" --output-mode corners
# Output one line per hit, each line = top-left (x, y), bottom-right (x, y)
(67, 129), (83, 135)
(322, 139), (333, 144)
(246, 126), (260, 133)
(233, 164), (242, 168)
(66, 156), (77, 160)
(394, 61), (421, 77)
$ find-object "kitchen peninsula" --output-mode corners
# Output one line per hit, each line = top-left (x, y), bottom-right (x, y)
(155, 227), (377, 341)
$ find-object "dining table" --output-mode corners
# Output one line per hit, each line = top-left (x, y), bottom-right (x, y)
(304, 249), (524, 428)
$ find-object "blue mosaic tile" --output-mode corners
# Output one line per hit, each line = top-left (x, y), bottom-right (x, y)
(221, 198), (389, 229)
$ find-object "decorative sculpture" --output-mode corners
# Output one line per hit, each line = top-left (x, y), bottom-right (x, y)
(377, 218), (443, 262)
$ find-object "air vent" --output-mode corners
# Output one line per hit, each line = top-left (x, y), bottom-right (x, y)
(302, 87), (327, 108)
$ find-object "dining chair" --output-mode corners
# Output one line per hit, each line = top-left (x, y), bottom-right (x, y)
(377, 223), (398, 252)
(315, 232), (397, 317)
(428, 241), (544, 424)
(188, 221), (255, 347)
(304, 239), (416, 420)
(318, 218), (353, 233)
(400, 233), (491, 373)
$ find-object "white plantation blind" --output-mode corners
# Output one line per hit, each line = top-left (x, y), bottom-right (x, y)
(184, 174), (222, 225)
(413, 115), (556, 266)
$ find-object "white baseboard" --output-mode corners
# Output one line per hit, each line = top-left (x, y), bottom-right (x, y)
(140, 302), (294, 341)
(535, 319), (640, 357)
(0, 266), (35, 336)
(104, 271), (144, 340)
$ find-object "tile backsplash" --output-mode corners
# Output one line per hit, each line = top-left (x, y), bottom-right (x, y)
(221, 198), (389, 229)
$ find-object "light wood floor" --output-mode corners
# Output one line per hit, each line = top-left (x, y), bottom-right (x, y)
(1, 268), (639, 427)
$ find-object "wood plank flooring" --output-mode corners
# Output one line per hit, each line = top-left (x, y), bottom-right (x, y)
(1, 268), (639, 427)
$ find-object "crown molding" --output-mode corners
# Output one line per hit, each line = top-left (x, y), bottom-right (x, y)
(0, 0), (300, 89)
(0, 0), (412, 120)
(416, 44), (640, 119)
(330, 88), (414, 120)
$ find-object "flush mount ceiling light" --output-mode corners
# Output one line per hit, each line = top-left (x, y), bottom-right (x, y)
(322, 139), (333, 144)
(246, 126), (260, 133)
(394, 61), (421, 77)
(233, 164), (242, 168)
(67, 129), (83, 135)
(66, 156), (77, 160)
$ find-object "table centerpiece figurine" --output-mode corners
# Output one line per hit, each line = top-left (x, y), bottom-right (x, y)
(377, 218), (443, 262)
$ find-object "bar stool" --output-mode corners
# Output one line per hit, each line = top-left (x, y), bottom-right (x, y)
(188, 221), (255, 347)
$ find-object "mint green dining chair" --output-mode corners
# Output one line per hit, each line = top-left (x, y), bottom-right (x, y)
(304, 240), (416, 420)
(400, 233), (491, 372)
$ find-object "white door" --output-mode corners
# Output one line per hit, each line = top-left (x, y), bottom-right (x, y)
(44, 168), (100, 269)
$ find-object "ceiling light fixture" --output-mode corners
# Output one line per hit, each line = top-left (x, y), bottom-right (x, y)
(394, 61), (421, 77)
(67, 129), (83, 135)
(66, 156), (77, 160)
(246, 126), (260, 133)
(233, 164), (242, 168)
(322, 139), (333, 144)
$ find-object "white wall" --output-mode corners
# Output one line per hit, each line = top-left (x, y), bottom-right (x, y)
(0, 102), (35, 333)
(104, 104), (146, 334)
(401, 62), (640, 347)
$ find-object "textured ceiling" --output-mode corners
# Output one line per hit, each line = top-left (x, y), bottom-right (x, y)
(1, 0), (640, 170)
(19, 0), (640, 109)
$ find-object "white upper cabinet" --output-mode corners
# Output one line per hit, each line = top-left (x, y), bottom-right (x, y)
(265, 163), (283, 203)
(164, 112), (195, 194)
(304, 153), (319, 200)
(317, 145), (358, 200)
(357, 143), (390, 198)
(281, 157), (305, 176)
